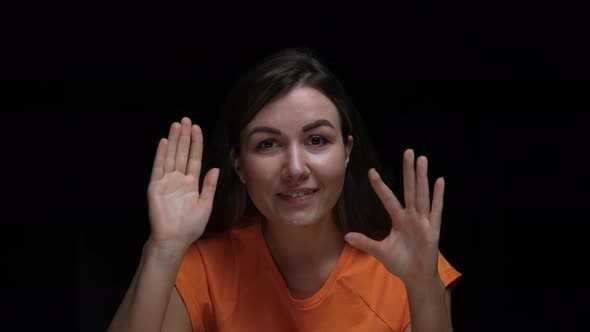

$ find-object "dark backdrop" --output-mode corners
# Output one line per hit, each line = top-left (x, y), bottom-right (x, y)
(5, 0), (587, 331)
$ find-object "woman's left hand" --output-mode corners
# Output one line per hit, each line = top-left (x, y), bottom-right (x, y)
(344, 149), (445, 287)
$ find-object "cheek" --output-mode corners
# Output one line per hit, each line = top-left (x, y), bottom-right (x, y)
(242, 158), (276, 187)
(324, 165), (347, 188)
(242, 160), (278, 215)
(312, 153), (348, 184)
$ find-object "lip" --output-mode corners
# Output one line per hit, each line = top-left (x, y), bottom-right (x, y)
(276, 188), (318, 206)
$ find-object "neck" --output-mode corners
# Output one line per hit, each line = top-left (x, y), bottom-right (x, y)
(261, 214), (345, 277)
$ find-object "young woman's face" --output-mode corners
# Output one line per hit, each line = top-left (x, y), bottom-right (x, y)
(234, 86), (353, 228)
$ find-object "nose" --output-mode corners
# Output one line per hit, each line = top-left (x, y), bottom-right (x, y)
(281, 144), (310, 182)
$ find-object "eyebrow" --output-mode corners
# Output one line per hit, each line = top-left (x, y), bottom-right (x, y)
(302, 119), (335, 132)
(246, 119), (335, 139)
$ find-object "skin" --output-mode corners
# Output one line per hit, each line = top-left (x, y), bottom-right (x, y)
(233, 86), (453, 331)
(109, 87), (453, 332)
(232, 86), (354, 298)
(108, 118), (218, 332)
(345, 151), (453, 332)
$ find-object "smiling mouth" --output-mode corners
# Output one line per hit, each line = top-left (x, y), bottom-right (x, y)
(277, 189), (319, 198)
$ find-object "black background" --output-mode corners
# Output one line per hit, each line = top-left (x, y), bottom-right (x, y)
(4, 0), (588, 331)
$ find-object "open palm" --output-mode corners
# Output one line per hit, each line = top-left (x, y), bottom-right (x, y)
(147, 117), (219, 250)
(344, 149), (444, 286)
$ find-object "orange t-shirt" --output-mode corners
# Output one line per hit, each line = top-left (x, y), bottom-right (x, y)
(176, 221), (461, 332)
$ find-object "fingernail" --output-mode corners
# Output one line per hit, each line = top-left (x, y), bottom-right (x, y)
(369, 168), (379, 179)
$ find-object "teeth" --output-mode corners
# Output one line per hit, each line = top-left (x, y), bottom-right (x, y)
(282, 191), (311, 198)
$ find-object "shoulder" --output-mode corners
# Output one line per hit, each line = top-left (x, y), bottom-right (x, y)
(194, 222), (260, 260)
(180, 222), (262, 281)
(335, 249), (460, 331)
(340, 249), (462, 296)
(176, 223), (262, 323)
(339, 246), (407, 300)
(337, 246), (410, 331)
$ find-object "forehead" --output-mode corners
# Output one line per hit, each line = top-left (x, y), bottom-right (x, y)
(245, 86), (341, 131)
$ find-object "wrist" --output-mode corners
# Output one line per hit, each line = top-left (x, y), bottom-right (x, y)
(404, 274), (445, 296)
(143, 236), (189, 265)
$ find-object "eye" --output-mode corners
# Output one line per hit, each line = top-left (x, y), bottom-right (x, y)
(307, 135), (327, 146)
(256, 139), (279, 150)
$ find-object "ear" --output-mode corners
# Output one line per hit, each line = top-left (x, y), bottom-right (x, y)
(230, 149), (246, 184)
(345, 135), (353, 166)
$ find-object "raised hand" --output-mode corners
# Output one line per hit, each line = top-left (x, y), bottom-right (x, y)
(344, 149), (445, 287)
(147, 117), (219, 252)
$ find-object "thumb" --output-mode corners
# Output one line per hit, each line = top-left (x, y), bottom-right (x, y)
(344, 232), (381, 258)
(199, 168), (220, 203)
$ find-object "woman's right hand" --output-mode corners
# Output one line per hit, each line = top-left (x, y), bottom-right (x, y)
(146, 117), (219, 254)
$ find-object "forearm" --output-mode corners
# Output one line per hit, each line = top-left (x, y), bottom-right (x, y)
(107, 238), (187, 332)
(405, 276), (453, 332)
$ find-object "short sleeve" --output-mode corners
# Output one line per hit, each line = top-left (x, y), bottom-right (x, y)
(175, 244), (216, 332)
(437, 252), (462, 288)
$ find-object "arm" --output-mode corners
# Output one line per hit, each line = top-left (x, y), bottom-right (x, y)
(107, 239), (191, 332)
(345, 149), (454, 332)
(404, 288), (451, 332)
(107, 117), (219, 332)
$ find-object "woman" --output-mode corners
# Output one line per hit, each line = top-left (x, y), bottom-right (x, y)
(107, 48), (461, 332)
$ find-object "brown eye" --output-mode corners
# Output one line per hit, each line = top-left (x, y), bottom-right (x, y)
(308, 135), (327, 146)
(257, 139), (278, 150)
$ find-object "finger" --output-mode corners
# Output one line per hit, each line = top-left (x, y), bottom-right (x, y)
(186, 124), (204, 183)
(344, 232), (383, 258)
(199, 168), (219, 203)
(402, 149), (416, 210)
(368, 168), (403, 218)
(164, 122), (181, 173)
(430, 177), (445, 230)
(150, 138), (168, 182)
(174, 117), (192, 174)
(415, 156), (431, 215)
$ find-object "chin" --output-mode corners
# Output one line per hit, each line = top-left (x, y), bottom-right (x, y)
(267, 210), (330, 228)
(284, 217), (317, 227)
